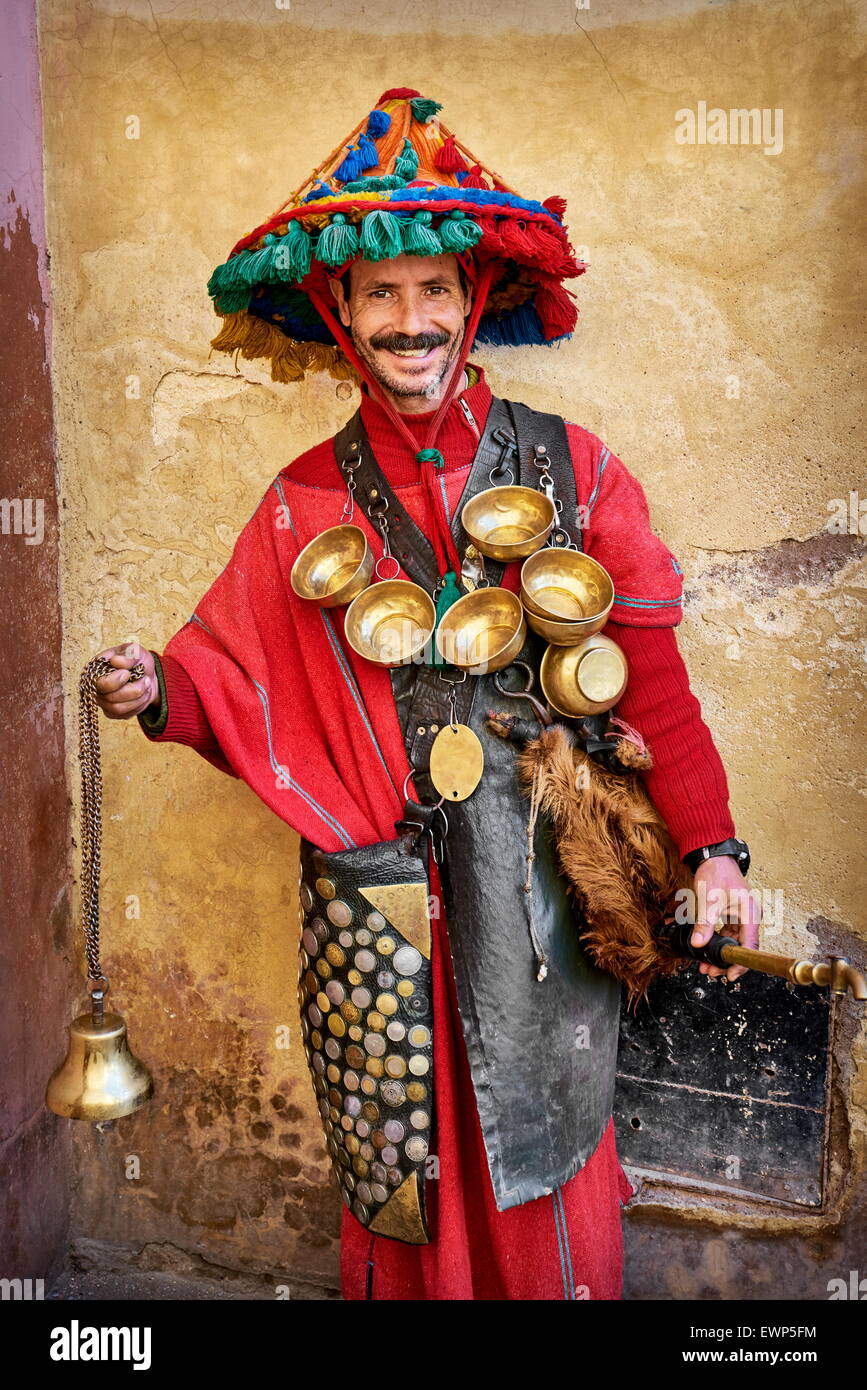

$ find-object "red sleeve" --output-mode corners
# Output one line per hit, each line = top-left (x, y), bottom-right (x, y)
(566, 424), (684, 628)
(607, 620), (737, 859)
(140, 651), (239, 780)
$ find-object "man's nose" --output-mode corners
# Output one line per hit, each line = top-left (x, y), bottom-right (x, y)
(389, 297), (432, 337)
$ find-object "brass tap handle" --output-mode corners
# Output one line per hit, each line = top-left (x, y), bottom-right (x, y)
(658, 922), (867, 1000)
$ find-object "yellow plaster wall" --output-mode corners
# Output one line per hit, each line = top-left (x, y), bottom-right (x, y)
(40, 0), (866, 1291)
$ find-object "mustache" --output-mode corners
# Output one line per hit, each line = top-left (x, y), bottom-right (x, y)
(369, 331), (451, 352)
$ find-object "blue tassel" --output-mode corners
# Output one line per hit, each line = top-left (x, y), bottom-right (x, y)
(390, 184), (557, 220)
(357, 132), (380, 172)
(248, 294), (335, 344)
(334, 143), (367, 183)
(474, 303), (573, 348)
(366, 108), (391, 137)
(302, 180), (334, 203)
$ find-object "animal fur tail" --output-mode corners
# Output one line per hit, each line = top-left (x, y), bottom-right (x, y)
(515, 724), (694, 1006)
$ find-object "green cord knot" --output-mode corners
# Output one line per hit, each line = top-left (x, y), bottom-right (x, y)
(416, 448), (445, 469)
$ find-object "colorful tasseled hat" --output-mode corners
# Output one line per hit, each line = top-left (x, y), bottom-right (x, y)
(207, 87), (587, 384)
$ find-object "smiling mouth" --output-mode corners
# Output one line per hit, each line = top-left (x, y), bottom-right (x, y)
(378, 344), (446, 364)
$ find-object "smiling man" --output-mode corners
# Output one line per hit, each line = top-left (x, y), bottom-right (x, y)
(93, 88), (758, 1302)
(329, 256), (472, 406)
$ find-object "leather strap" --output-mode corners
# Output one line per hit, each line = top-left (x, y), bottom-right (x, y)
(504, 398), (583, 552)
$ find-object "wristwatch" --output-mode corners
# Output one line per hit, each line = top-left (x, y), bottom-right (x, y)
(683, 837), (750, 877)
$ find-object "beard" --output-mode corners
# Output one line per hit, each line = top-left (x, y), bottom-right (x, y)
(350, 326), (465, 401)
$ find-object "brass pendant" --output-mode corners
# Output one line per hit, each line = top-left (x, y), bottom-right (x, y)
(429, 724), (484, 802)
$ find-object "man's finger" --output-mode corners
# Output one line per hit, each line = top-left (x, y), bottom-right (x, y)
(96, 645), (140, 668)
(95, 667), (136, 692)
(102, 676), (151, 705)
(690, 885), (728, 947)
(722, 891), (762, 979)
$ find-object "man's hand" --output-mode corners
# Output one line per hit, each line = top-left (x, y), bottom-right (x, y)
(93, 642), (159, 720)
(690, 856), (762, 982)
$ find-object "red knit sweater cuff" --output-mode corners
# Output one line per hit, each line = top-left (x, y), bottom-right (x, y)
(159, 652), (219, 748)
(607, 620), (737, 860)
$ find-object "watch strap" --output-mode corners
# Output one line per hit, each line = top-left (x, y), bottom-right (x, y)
(683, 838), (750, 876)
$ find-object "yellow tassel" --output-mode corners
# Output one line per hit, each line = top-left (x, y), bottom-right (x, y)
(271, 346), (306, 384)
(210, 311), (253, 354)
(210, 311), (359, 385)
(328, 354), (360, 384)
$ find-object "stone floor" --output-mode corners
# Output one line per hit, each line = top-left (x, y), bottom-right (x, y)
(44, 1239), (340, 1301)
(47, 1269), (339, 1300)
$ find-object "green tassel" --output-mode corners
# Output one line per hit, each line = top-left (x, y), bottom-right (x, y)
(431, 570), (463, 669)
(416, 447), (444, 468)
(409, 97), (443, 124)
(212, 287), (252, 314)
(341, 174), (407, 193)
(314, 213), (360, 266)
(273, 219), (312, 280)
(208, 234), (278, 296)
(359, 209), (404, 262)
(394, 137), (419, 180)
(438, 210), (484, 253)
(401, 210), (443, 257)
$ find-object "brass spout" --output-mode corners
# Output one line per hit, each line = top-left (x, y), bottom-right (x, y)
(718, 946), (867, 1000)
(804, 955), (867, 1000)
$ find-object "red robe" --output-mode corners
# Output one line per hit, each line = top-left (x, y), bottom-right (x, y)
(142, 363), (736, 1298)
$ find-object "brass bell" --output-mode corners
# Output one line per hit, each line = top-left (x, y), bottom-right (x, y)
(46, 993), (154, 1122)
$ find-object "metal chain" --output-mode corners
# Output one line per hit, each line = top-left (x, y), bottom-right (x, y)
(78, 655), (145, 987)
(531, 443), (578, 550)
(340, 448), (361, 523)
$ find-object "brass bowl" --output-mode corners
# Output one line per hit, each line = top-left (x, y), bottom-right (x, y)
(540, 634), (628, 718)
(525, 608), (612, 646)
(520, 549), (614, 624)
(344, 580), (436, 668)
(290, 524), (373, 608)
(435, 587), (527, 675)
(461, 487), (556, 562)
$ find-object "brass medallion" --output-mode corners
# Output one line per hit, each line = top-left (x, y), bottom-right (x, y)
(429, 723), (484, 802)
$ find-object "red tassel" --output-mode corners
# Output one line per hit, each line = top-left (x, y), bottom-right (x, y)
(377, 87), (421, 102)
(474, 216), (509, 257)
(435, 134), (468, 175)
(494, 219), (581, 278)
(534, 281), (578, 340)
(543, 195), (568, 220)
(528, 222), (582, 277)
(461, 163), (490, 189)
(497, 217), (536, 259)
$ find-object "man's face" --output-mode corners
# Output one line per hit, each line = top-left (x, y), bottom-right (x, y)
(329, 253), (472, 404)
